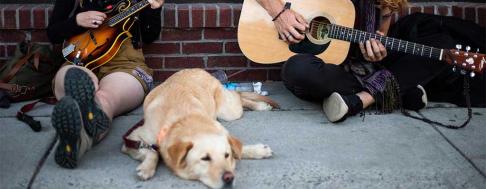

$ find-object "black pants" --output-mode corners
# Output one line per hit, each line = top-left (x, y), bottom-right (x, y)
(281, 54), (486, 108)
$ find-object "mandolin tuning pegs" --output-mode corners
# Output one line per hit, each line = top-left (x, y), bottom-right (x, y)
(460, 70), (467, 75)
(466, 46), (471, 52)
(452, 66), (456, 72)
(470, 72), (476, 78)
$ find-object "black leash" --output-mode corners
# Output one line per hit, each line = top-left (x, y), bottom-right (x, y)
(401, 76), (472, 129)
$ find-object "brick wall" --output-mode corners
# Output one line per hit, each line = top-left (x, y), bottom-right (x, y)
(1, 2), (485, 81)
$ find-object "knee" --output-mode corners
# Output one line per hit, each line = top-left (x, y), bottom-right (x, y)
(281, 54), (318, 83)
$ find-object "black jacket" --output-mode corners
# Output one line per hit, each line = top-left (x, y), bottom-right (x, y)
(47, 0), (161, 48)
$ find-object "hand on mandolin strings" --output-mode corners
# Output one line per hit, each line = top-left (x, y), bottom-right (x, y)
(274, 9), (309, 44)
(76, 11), (107, 28)
(147, 0), (165, 9)
(359, 31), (388, 62)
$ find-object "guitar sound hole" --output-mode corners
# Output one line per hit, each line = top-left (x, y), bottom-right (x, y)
(288, 16), (330, 55)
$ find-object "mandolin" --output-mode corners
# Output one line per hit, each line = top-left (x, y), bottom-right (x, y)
(62, 0), (151, 70)
(237, 0), (485, 75)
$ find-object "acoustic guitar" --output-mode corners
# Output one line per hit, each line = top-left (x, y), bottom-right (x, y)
(61, 0), (151, 70)
(237, 0), (485, 75)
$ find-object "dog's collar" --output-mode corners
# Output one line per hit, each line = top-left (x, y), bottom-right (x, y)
(123, 119), (160, 152)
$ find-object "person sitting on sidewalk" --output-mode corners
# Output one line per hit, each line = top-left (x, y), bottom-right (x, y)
(47, 0), (163, 169)
(257, 0), (485, 123)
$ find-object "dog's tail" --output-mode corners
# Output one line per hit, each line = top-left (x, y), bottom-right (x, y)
(240, 92), (280, 109)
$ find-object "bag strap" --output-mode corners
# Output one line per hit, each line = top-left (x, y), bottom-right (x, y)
(16, 97), (57, 132)
(1, 50), (38, 83)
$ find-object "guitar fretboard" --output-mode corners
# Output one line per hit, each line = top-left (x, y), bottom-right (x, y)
(327, 24), (444, 60)
(107, 0), (150, 26)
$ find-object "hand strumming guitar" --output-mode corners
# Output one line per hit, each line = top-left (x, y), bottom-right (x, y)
(257, 0), (309, 44)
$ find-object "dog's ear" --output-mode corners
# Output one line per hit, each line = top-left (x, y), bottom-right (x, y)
(227, 135), (242, 160)
(168, 141), (194, 168)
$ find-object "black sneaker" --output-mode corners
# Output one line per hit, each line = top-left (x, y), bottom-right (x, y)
(52, 96), (93, 169)
(322, 92), (363, 122)
(64, 67), (111, 143)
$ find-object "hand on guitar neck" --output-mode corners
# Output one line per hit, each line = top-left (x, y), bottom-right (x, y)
(76, 11), (107, 28)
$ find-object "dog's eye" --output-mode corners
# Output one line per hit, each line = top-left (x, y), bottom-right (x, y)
(201, 155), (211, 161)
(225, 153), (229, 158)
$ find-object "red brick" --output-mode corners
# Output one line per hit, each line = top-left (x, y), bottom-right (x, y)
(33, 5), (47, 29)
(19, 6), (31, 29)
(410, 7), (422, 14)
(4, 5), (18, 29)
(464, 7), (476, 22)
(182, 42), (222, 54)
(400, 7), (410, 17)
(423, 6), (434, 14)
(165, 56), (204, 68)
(205, 4), (218, 27)
(204, 28), (236, 39)
(232, 4), (242, 26)
(207, 56), (247, 67)
(452, 6), (464, 19)
(31, 30), (49, 42)
(142, 42), (180, 54)
(224, 41), (241, 53)
(437, 6), (449, 16)
(218, 4), (232, 27)
(154, 70), (176, 82)
(163, 4), (177, 28)
(161, 29), (202, 41)
(248, 61), (283, 68)
(226, 69), (267, 81)
(191, 4), (204, 28)
(0, 30), (26, 42)
(268, 69), (282, 81)
(0, 46), (5, 58)
(178, 4), (190, 28)
(145, 57), (163, 69)
(6, 45), (16, 57)
(478, 7), (486, 27)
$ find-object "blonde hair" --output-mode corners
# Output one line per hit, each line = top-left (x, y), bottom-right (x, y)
(380, 0), (408, 12)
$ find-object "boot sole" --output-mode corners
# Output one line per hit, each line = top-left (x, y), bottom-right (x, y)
(64, 67), (110, 142)
(52, 96), (81, 169)
(322, 92), (349, 123)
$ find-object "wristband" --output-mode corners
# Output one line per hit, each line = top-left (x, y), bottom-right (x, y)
(272, 2), (291, 21)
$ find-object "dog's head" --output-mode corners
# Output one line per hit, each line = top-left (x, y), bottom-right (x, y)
(165, 119), (242, 189)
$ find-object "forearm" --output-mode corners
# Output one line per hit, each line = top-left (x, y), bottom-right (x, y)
(47, 0), (85, 44)
(256, 0), (284, 18)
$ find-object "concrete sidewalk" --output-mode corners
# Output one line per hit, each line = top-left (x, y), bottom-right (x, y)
(1, 82), (485, 189)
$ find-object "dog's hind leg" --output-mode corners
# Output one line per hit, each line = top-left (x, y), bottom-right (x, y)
(215, 89), (244, 121)
(242, 144), (273, 159)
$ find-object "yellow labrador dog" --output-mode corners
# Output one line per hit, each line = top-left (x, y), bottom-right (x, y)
(122, 69), (278, 188)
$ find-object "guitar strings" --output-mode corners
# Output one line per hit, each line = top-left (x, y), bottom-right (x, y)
(309, 21), (441, 58)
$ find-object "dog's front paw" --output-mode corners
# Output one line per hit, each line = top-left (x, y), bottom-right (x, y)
(242, 144), (273, 159)
(255, 102), (273, 111)
(136, 164), (156, 181)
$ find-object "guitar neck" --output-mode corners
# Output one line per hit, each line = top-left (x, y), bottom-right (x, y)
(327, 24), (444, 61)
(107, 0), (150, 27)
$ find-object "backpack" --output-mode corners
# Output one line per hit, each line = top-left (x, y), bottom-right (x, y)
(0, 40), (64, 102)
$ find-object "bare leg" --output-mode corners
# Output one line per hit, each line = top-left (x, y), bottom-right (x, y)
(356, 91), (375, 109)
(96, 72), (145, 119)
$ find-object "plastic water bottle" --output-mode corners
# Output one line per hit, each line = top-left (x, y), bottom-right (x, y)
(224, 82), (254, 92)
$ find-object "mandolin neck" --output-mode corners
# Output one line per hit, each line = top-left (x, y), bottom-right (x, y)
(327, 24), (444, 61)
(107, 0), (150, 27)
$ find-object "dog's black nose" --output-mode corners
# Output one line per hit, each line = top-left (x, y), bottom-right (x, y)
(222, 171), (234, 185)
